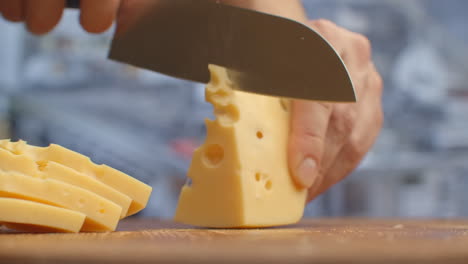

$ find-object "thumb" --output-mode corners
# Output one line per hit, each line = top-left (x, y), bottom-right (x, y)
(288, 100), (332, 188)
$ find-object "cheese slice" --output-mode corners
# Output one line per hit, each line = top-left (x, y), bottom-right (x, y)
(0, 148), (131, 218)
(0, 171), (121, 232)
(0, 198), (85, 233)
(175, 65), (307, 228)
(0, 140), (152, 216)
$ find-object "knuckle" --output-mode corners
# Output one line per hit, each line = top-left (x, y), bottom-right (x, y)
(352, 33), (372, 63)
(310, 19), (336, 38)
(344, 137), (367, 165)
(374, 71), (384, 93)
(330, 106), (357, 136)
(364, 65), (383, 96)
(293, 128), (324, 146)
(366, 69), (384, 97)
(354, 34), (372, 52)
(312, 19), (335, 29)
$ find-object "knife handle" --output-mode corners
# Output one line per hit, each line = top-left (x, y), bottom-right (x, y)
(65, 0), (80, 9)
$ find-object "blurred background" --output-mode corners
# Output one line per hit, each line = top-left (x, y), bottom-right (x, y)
(0, 0), (467, 219)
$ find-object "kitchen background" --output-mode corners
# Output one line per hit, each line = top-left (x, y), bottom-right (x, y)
(0, 0), (467, 219)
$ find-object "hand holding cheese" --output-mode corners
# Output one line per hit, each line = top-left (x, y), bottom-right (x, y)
(173, 2), (383, 227)
(219, 1), (383, 203)
(288, 20), (383, 201)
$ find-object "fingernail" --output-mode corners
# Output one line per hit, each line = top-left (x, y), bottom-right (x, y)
(296, 158), (317, 188)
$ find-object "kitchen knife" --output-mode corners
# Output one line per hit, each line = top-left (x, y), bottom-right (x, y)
(67, 0), (356, 102)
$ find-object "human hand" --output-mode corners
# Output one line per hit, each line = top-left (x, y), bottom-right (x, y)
(288, 19), (383, 202)
(0, 0), (120, 34)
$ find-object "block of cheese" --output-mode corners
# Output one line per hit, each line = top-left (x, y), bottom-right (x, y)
(0, 171), (121, 232)
(0, 148), (131, 218)
(0, 198), (85, 233)
(174, 65), (307, 228)
(0, 140), (152, 216)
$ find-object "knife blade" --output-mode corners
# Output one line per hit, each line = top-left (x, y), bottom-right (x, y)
(69, 0), (356, 102)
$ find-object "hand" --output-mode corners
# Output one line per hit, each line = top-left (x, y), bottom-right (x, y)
(0, 0), (120, 34)
(288, 19), (383, 202)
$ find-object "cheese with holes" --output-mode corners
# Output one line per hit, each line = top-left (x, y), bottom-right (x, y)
(0, 171), (121, 232)
(0, 148), (131, 218)
(175, 65), (307, 228)
(0, 198), (85, 233)
(0, 140), (152, 216)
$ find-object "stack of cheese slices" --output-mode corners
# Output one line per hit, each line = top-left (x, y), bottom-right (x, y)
(0, 140), (152, 233)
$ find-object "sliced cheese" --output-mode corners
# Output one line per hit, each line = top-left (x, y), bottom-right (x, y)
(0, 140), (152, 216)
(0, 148), (131, 218)
(175, 65), (307, 228)
(0, 198), (85, 233)
(0, 171), (121, 232)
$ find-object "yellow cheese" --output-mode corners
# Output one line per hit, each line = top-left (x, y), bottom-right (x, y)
(0, 148), (131, 218)
(0, 140), (152, 216)
(0, 171), (121, 232)
(0, 198), (85, 233)
(175, 65), (307, 228)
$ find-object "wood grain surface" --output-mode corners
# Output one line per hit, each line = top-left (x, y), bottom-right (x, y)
(1, 218), (468, 264)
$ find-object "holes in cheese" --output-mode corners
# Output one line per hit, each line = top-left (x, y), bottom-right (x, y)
(254, 172), (273, 192)
(203, 144), (224, 167)
(265, 180), (273, 191)
(0, 198), (85, 233)
(0, 171), (121, 232)
(0, 140), (152, 216)
(0, 148), (131, 218)
(256, 131), (264, 139)
(255, 173), (262, 182)
(175, 65), (307, 228)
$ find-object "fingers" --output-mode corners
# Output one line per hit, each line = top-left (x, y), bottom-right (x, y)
(288, 20), (349, 190)
(310, 105), (382, 201)
(24, 0), (64, 35)
(308, 65), (383, 201)
(309, 19), (347, 55)
(1, 0), (25, 22)
(288, 101), (332, 188)
(1, 0), (120, 34)
(288, 19), (358, 191)
(295, 19), (383, 202)
(319, 104), (357, 173)
(317, 32), (369, 174)
(346, 33), (372, 69)
(80, 0), (120, 33)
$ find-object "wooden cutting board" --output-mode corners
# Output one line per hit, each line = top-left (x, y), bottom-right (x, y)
(1, 218), (468, 263)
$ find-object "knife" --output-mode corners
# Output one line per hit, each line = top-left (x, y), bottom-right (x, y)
(66, 0), (355, 102)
